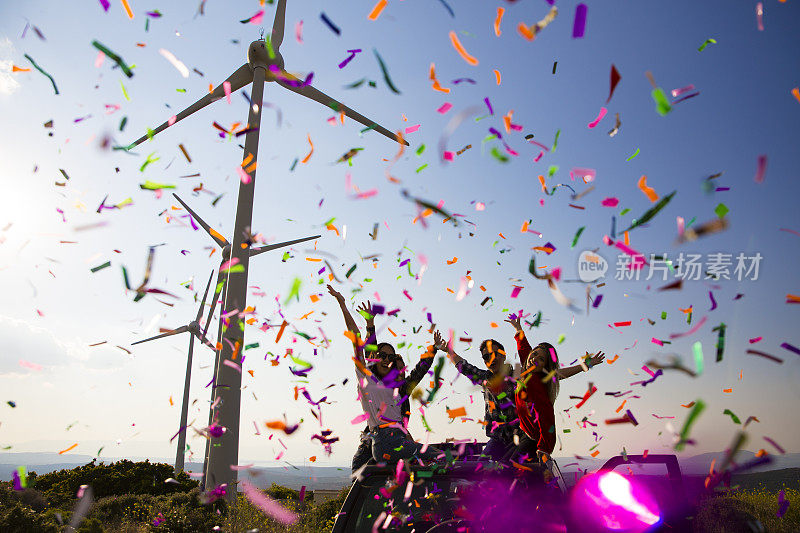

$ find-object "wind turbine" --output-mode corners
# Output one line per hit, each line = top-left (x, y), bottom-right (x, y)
(132, 270), (216, 474)
(171, 191), (319, 486)
(127, 0), (406, 497)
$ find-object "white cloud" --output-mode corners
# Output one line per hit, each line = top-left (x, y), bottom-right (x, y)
(0, 37), (21, 96)
(0, 315), (126, 375)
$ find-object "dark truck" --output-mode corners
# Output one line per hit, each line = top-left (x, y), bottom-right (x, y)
(332, 445), (692, 533)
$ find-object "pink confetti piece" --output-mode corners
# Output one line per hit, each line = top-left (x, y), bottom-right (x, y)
(749, 337), (763, 344)
(168, 115), (177, 126)
(402, 290), (413, 301)
(295, 20), (303, 43)
(641, 365), (656, 377)
(355, 189), (378, 199)
(601, 197), (619, 207)
(223, 359), (242, 373)
(651, 338), (664, 346)
(443, 151), (454, 161)
(240, 480), (299, 525)
(223, 81), (231, 104)
(671, 84), (695, 98)
(571, 167), (596, 182)
(237, 166), (252, 184)
(533, 151), (544, 162)
(94, 51), (105, 68)
(587, 107), (607, 128)
(510, 286), (522, 298)
(677, 216), (685, 237)
(404, 124), (420, 134)
(220, 258), (240, 272)
(437, 102), (453, 114)
(351, 413), (370, 424)
(19, 360), (42, 371)
(669, 315), (709, 339)
(756, 2), (764, 31)
(248, 10), (265, 25)
(754, 154), (767, 183)
(230, 463), (255, 471)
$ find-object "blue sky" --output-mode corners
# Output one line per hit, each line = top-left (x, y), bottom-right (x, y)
(0, 0), (798, 468)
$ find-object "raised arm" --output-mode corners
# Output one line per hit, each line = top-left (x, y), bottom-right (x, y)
(557, 351), (605, 380)
(327, 284), (363, 361)
(506, 314), (532, 365)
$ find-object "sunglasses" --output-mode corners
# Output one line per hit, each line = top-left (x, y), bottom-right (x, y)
(378, 350), (397, 361)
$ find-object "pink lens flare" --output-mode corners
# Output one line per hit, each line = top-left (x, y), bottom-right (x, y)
(571, 471), (661, 531)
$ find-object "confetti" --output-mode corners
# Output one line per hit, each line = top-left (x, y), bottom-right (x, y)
(698, 38), (717, 52)
(120, 0), (134, 19)
(59, 443), (79, 455)
(518, 6), (558, 41)
(723, 409), (741, 424)
(494, 8), (505, 37)
(24, 54), (59, 94)
(91, 41), (134, 78)
(572, 3), (587, 38)
(626, 148), (640, 161)
(675, 400), (704, 451)
(587, 107), (607, 128)
(367, 0), (388, 21)
(373, 49), (401, 94)
(159, 48), (190, 78)
(747, 349), (783, 364)
(754, 154), (767, 183)
(780, 342), (800, 356)
(637, 175), (659, 202)
(607, 64), (621, 103)
(625, 191), (676, 232)
(448, 31), (478, 66)
(320, 12), (341, 36)
(756, 3), (764, 31)
(241, 480), (299, 525)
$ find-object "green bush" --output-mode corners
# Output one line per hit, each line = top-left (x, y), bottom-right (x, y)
(694, 487), (799, 533)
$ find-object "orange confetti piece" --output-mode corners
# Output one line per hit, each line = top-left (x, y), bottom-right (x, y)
(521, 221), (529, 232)
(120, 0), (134, 19)
(723, 388), (733, 393)
(503, 111), (513, 132)
(446, 257), (458, 265)
(275, 320), (289, 343)
(493, 69), (501, 85)
(59, 443), (78, 455)
(387, 327), (397, 337)
(517, 23), (535, 41)
(447, 406), (467, 418)
(606, 354), (619, 364)
(326, 223), (340, 236)
(367, 0), (387, 21)
(309, 294), (320, 303)
(12, 65), (30, 72)
(590, 450), (600, 457)
(787, 293), (800, 303)
(490, 322), (498, 328)
(301, 134), (314, 163)
(305, 257), (322, 262)
(352, 356), (373, 376)
(309, 456), (317, 462)
(247, 370), (254, 377)
(494, 7), (505, 36)
(615, 400), (627, 413)
(792, 87), (800, 104)
(538, 175), (547, 193)
(637, 175), (659, 203)
(169, 396), (174, 406)
(681, 401), (695, 408)
(429, 63), (451, 93)
(498, 233), (506, 239)
(448, 31), (479, 66)
(624, 231), (630, 246)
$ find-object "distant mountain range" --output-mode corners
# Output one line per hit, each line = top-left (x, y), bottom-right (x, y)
(2, 450), (798, 491)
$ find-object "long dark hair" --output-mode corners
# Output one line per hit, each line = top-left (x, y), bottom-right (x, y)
(524, 342), (560, 404)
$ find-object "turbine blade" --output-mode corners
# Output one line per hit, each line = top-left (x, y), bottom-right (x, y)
(129, 64), (253, 148)
(173, 193), (229, 249)
(249, 235), (321, 257)
(275, 72), (408, 146)
(195, 270), (215, 323)
(271, 0), (287, 51)
(131, 325), (189, 345)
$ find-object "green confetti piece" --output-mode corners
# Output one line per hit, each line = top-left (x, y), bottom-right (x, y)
(244, 342), (260, 351)
(415, 144), (426, 156)
(176, 88), (186, 93)
(139, 180), (175, 190)
(712, 323), (726, 362)
(626, 148), (640, 161)
(548, 165), (559, 177)
(24, 53), (59, 94)
(652, 88), (672, 116)
(139, 152), (160, 172)
(723, 409), (741, 425)
(92, 40), (135, 77)
(91, 261), (111, 273)
(563, 429), (571, 433)
(556, 334), (565, 344)
(619, 208), (631, 216)
(283, 277), (302, 304)
(120, 81), (130, 101)
(425, 356), (445, 403)
(345, 264), (357, 278)
(698, 38), (717, 52)
(16, 466), (27, 488)
(322, 217), (336, 226)
(289, 158), (299, 171)
(714, 202), (729, 218)
(661, 311), (667, 320)
(265, 34), (276, 60)
(624, 191), (676, 232)
(490, 147), (509, 162)
(571, 226), (585, 248)
(415, 164), (428, 173)
(552, 129), (561, 152)
(373, 48), (401, 94)
(290, 354), (312, 368)
(693, 341), (704, 376)
(119, 116), (128, 131)
(675, 400), (705, 451)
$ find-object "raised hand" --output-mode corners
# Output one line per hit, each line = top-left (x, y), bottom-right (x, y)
(433, 330), (446, 351)
(356, 301), (375, 328)
(587, 351), (606, 368)
(327, 284), (344, 302)
(504, 314), (522, 333)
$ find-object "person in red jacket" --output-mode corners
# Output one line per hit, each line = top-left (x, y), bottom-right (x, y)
(508, 315), (604, 461)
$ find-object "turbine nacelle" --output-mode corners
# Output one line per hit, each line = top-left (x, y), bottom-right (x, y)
(248, 40), (284, 71)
